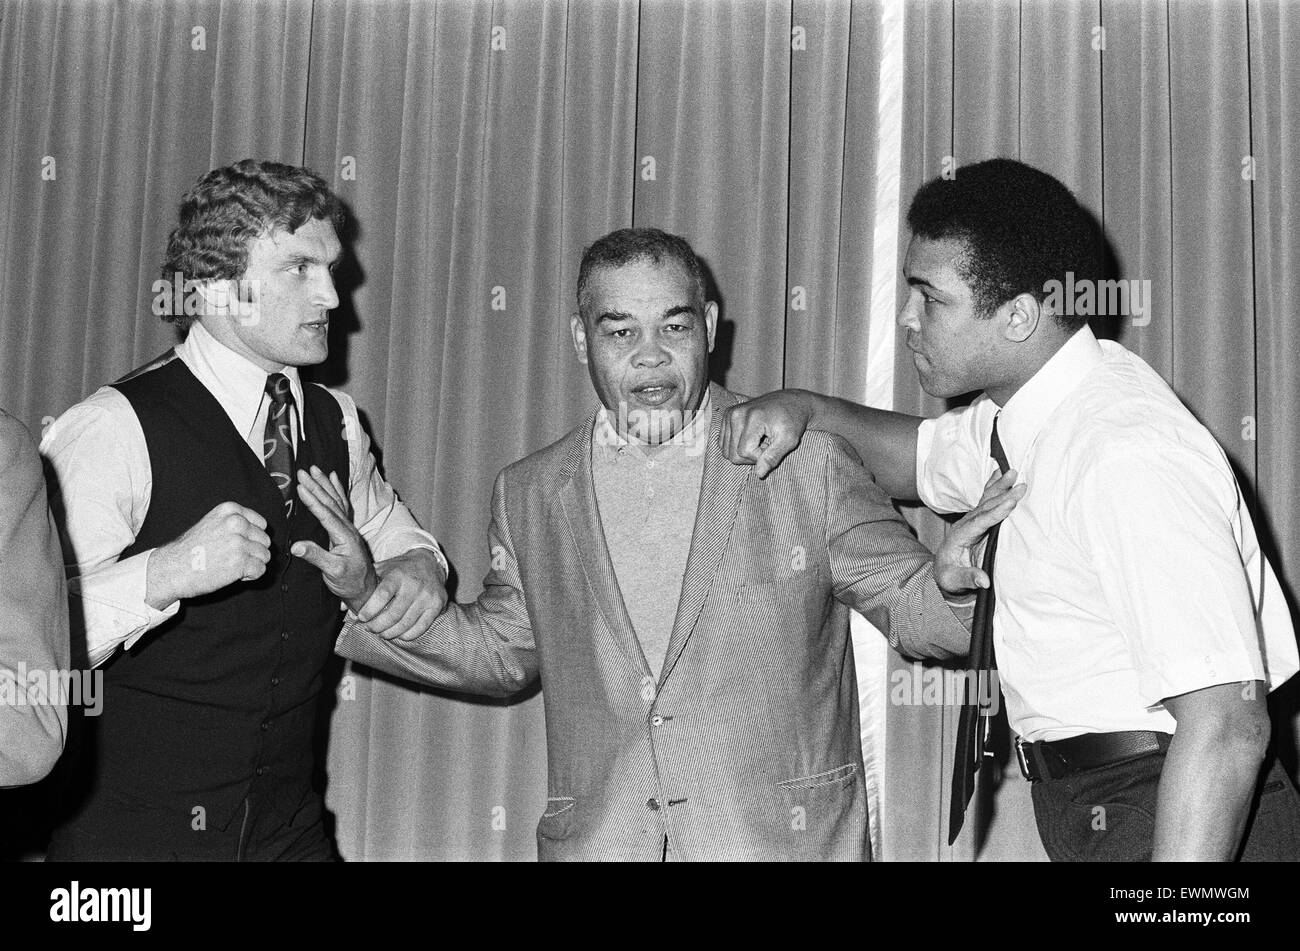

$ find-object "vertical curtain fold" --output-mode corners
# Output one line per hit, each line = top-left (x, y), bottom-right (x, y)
(1248, 0), (1300, 772)
(632, 0), (792, 396)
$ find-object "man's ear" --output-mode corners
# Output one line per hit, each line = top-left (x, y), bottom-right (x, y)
(193, 278), (237, 318)
(704, 301), (719, 353)
(1002, 292), (1042, 344)
(570, 313), (589, 364)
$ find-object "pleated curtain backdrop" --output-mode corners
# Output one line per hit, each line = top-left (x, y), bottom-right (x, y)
(1, 0), (1296, 862)
(0, 0), (313, 422)
(0, 0), (903, 860)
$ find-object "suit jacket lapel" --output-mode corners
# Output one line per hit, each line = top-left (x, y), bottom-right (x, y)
(658, 385), (750, 687)
(556, 417), (652, 679)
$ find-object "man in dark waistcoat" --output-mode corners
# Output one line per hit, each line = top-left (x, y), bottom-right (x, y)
(40, 159), (447, 861)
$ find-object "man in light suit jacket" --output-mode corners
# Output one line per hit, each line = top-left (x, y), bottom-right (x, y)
(311, 228), (1020, 861)
(0, 409), (69, 788)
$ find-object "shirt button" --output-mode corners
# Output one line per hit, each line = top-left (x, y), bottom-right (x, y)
(260, 721), (271, 731)
(647, 460), (655, 469)
(280, 583), (290, 593)
(647, 488), (655, 498)
(255, 766), (266, 776)
(647, 797), (661, 811)
(281, 631), (290, 641)
(271, 677), (280, 687)
(651, 714), (664, 727)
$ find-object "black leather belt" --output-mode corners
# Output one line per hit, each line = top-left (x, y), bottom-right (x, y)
(1015, 730), (1172, 782)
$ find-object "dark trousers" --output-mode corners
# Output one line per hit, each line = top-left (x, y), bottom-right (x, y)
(1031, 746), (1300, 861)
(46, 789), (336, 862)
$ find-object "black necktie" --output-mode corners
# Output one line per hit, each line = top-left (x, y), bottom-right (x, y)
(948, 415), (1010, 845)
(263, 372), (297, 517)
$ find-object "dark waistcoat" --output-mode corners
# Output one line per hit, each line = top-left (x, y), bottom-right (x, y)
(56, 355), (349, 844)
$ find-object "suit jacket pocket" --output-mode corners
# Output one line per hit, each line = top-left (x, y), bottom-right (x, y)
(737, 578), (798, 605)
(774, 763), (865, 860)
(777, 762), (858, 791)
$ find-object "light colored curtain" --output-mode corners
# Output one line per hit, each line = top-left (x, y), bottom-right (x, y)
(0, 0), (902, 860)
(0, 0), (312, 425)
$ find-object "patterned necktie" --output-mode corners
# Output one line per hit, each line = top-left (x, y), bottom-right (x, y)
(948, 414), (1010, 845)
(262, 372), (297, 517)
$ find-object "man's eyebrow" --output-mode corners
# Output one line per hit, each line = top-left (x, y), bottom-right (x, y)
(594, 304), (698, 324)
(661, 304), (698, 320)
(276, 251), (342, 266)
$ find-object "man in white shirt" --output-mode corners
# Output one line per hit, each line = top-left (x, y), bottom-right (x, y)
(722, 158), (1300, 861)
(41, 160), (446, 860)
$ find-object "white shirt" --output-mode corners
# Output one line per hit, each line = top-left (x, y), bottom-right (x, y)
(41, 321), (445, 668)
(916, 326), (1299, 742)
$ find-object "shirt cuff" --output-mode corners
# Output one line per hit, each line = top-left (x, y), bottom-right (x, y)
(369, 527), (447, 575)
(340, 541), (449, 620)
(942, 593), (976, 630)
(943, 591), (977, 609)
(392, 541), (448, 582)
(78, 549), (181, 667)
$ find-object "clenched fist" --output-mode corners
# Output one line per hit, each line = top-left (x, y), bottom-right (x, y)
(146, 501), (272, 608)
(722, 389), (816, 479)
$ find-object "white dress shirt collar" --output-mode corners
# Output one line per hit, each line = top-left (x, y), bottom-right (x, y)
(995, 325), (1105, 470)
(176, 320), (304, 444)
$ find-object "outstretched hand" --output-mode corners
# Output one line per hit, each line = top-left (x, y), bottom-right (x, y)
(292, 465), (378, 612)
(934, 469), (1026, 597)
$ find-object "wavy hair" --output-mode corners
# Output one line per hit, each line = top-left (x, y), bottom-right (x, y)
(160, 159), (341, 329)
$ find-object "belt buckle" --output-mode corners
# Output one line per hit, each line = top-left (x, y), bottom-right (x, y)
(1014, 737), (1034, 781)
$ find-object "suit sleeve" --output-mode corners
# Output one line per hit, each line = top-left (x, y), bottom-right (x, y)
(823, 434), (971, 660)
(0, 412), (70, 786)
(335, 468), (538, 697)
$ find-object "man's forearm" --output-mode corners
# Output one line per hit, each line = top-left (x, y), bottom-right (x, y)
(336, 601), (536, 699)
(1153, 683), (1270, 860)
(806, 392), (923, 500)
(1153, 733), (1262, 860)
